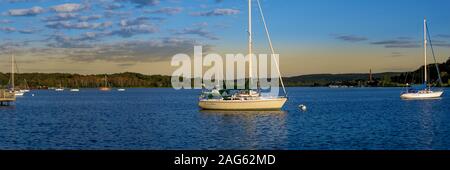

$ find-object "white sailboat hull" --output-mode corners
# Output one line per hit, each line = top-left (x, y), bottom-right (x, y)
(199, 98), (287, 110)
(14, 91), (24, 96)
(400, 91), (443, 99)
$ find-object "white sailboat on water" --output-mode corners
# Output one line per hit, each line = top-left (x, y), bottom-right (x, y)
(55, 83), (65, 91)
(400, 18), (444, 99)
(198, 0), (287, 110)
(9, 54), (24, 96)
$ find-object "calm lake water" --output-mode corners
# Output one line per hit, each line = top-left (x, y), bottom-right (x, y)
(0, 87), (449, 150)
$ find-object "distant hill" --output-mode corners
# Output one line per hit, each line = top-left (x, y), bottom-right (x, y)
(284, 72), (402, 87)
(1, 58), (448, 88)
(284, 57), (450, 87)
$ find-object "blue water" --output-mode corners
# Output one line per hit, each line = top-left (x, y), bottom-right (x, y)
(0, 87), (449, 150)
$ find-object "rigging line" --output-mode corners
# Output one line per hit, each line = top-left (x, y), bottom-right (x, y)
(426, 23), (443, 85)
(256, 0), (287, 97)
(403, 72), (409, 84)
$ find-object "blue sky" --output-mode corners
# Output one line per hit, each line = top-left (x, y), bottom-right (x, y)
(0, 0), (449, 75)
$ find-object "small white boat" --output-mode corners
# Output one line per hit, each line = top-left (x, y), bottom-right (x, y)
(117, 88), (126, 91)
(70, 89), (80, 92)
(14, 91), (24, 96)
(19, 89), (30, 93)
(400, 18), (444, 100)
(55, 88), (64, 91)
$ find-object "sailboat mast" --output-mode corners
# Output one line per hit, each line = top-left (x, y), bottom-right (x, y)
(248, 0), (253, 90)
(424, 18), (428, 85)
(11, 54), (14, 90)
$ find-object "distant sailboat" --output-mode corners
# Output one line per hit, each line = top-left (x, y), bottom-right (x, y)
(19, 79), (30, 93)
(8, 55), (24, 96)
(55, 82), (64, 91)
(198, 0), (287, 110)
(99, 75), (111, 91)
(13, 59), (30, 94)
(401, 18), (444, 99)
(0, 54), (16, 104)
(70, 80), (80, 92)
(117, 88), (126, 91)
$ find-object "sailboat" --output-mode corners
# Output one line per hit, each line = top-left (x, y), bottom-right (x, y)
(8, 55), (24, 96)
(70, 80), (80, 92)
(55, 83), (64, 91)
(13, 59), (30, 94)
(19, 79), (30, 93)
(99, 75), (111, 91)
(198, 0), (287, 110)
(0, 55), (16, 104)
(400, 18), (444, 99)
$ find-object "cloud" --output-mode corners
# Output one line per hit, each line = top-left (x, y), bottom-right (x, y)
(8, 6), (44, 16)
(117, 63), (136, 67)
(0, 20), (13, 24)
(0, 27), (16, 33)
(46, 21), (112, 30)
(145, 7), (183, 15)
(103, 3), (125, 10)
(46, 31), (111, 48)
(51, 3), (85, 13)
(111, 17), (159, 37)
(432, 42), (450, 48)
(64, 37), (211, 63)
(43, 13), (79, 21)
(119, 17), (149, 27)
(78, 15), (102, 21)
(332, 34), (368, 42)
(116, 0), (160, 8)
(0, 41), (29, 52)
(112, 24), (159, 37)
(371, 39), (421, 48)
(18, 29), (39, 34)
(175, 23), (219, 40)
(0, 26), (39, 34)
(387, 52), (403, 58)
(7, 0), (34, 3)
(436, 34), (450, 39)
(104, 10), (131, 17)
(191, 8), (240, 16)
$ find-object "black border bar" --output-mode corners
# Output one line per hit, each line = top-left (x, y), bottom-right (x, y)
(1, 150), (449, 169)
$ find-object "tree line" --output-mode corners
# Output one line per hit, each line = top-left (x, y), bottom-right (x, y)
(0, 72), (171, 89)
(1, 58), (449, 89)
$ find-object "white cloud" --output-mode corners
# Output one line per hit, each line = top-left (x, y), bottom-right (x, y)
(8, 6), (44, 16)
(51, 3), (85, 13)
(191, 8), (240, 16)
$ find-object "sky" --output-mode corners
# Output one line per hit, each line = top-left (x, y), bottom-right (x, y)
(0, 0), (450, 76)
